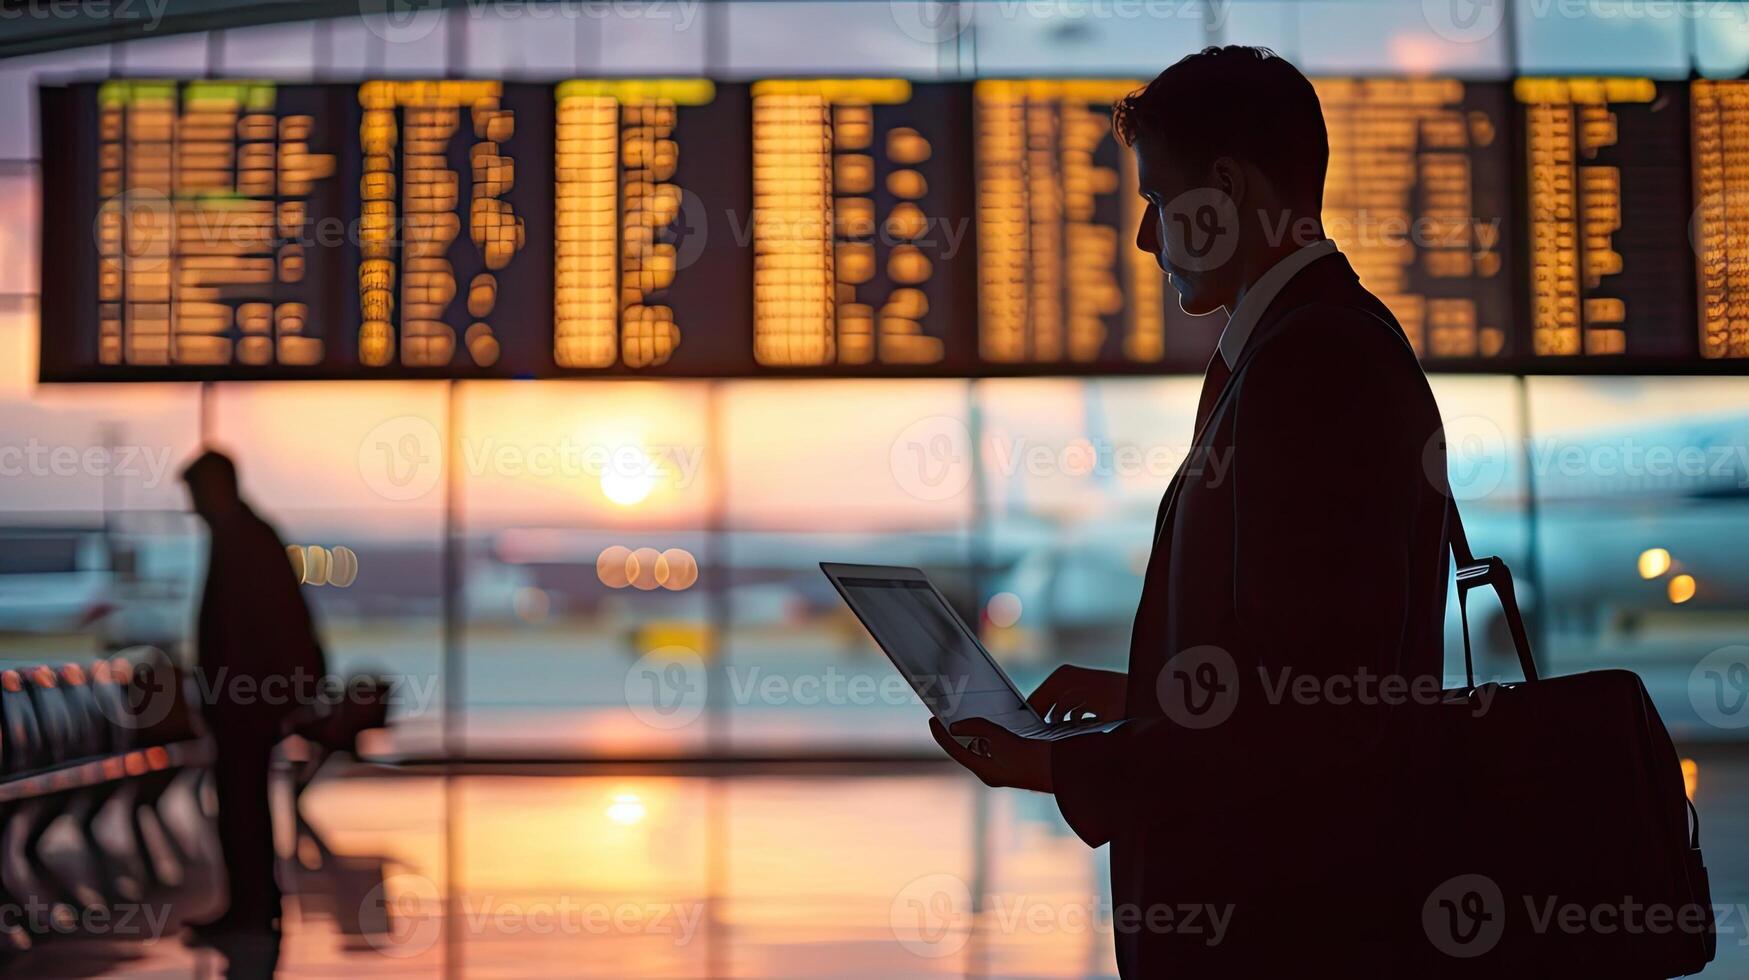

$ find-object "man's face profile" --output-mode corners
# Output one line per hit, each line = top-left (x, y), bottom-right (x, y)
(1131, 134), (1238, 318)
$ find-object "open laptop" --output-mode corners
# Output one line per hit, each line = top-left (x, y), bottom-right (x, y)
(821, 562), (1123, 741)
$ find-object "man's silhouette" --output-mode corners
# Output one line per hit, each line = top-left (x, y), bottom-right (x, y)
(931, 47), (1451, 975)
(181, 450), (327, 940)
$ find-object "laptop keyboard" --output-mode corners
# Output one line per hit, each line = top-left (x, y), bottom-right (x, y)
(1004, 719), (1121, 740)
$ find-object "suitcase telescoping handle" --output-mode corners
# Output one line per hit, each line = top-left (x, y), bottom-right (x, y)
(1448, 496), (1539, 689)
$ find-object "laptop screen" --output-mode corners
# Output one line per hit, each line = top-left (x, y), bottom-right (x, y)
(835, 577), (1032, 725)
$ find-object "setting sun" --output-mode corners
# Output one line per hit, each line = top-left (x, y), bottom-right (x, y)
(601, 446), (656, 506)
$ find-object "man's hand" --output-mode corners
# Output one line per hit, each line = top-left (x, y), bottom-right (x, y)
(929, 717), (1054, 792)
(1026, 664), (1126, 723)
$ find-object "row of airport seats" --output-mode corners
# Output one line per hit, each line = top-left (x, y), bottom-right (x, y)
(0, 647), (393, 952)
(0, 646), (206, 950)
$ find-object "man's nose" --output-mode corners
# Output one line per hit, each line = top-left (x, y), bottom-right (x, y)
(1137, 203), (1160, 255)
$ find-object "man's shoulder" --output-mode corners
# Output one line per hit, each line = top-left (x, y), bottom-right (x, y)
(1248, 297), (1423, 385)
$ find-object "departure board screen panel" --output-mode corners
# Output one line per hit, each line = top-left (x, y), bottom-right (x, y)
(1318, 78), (1514, 361)
(1516, 78), (1695, 361)
(972, 79), (1178, 370)
(40, 80), (352, 378)
(346, 80), (546, 373)
(38, 75), (1749, 380)
(550, 79), (752, 375)
(748, 80), (973, 370)
(1690, 79), (1749, 360)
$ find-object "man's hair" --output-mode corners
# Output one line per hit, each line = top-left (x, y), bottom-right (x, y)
(180, 449), (238, 491)
(1113, 45), (1328, 209)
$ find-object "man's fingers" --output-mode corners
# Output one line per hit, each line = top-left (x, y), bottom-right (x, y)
(1026, 685), (1080, 717)
(951, 718), (1010, 757)
(930, 718), (983, 765)
(1024, 685), (1060, 715)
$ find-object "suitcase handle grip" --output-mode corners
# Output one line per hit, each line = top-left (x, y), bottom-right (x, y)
(1451, 503), (1539, 688)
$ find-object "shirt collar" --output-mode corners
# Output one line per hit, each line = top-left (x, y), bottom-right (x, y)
(1217, 238), (1339, 368)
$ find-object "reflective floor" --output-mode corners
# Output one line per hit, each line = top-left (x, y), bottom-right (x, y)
(9, 749), (1749, 978)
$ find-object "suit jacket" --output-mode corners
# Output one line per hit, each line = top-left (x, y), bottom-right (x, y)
(1050, 251), (1452, 976)
(196, 503), (328, 734)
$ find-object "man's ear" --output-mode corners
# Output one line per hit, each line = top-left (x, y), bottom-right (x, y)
(1210, 156), (1245, 208)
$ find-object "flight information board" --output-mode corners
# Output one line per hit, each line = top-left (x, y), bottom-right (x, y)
(749, 79), (974, 368)
(1690, 79), (1749, 360)
(1318, 78), (1514, 361)
(62, 80), (348, 371)
(36, 75), (1749, 381)
(972, 79), (1173, 369)
(1516, 77), (1694, 362)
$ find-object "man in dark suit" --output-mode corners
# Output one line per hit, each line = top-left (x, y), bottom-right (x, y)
(181, 450), (328, 940)
(931, 47), (1452, 975)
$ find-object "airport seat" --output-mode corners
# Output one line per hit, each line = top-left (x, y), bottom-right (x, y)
(0, 653), (394, 951)
(26, 667), (77, 769)
(0, 672), (44, 776)
(0, 651), (212, 949)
